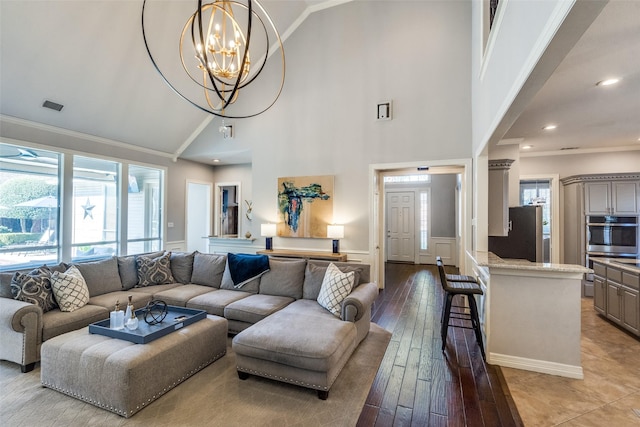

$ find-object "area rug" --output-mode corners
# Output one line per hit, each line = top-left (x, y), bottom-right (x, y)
(0, 323), (391, 427)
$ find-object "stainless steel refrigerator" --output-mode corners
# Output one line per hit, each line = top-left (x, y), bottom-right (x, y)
(488, 205), (543, 262)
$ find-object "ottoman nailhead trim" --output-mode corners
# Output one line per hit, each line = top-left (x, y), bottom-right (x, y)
(42, 349), (226, 418)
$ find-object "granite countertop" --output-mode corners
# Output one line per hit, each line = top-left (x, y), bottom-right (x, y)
(468, 250), (592, 274)
(591, 257), (640, 274)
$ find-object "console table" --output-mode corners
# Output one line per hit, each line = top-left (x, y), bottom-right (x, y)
(257, 249), (347, 262)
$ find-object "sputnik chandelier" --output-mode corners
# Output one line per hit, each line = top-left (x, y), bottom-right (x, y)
(142, 0), (285, 118)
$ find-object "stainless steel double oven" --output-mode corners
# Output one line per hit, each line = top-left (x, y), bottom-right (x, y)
(586, 215), (639, 273)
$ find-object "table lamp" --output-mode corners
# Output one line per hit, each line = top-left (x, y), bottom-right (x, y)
(327, 224), (344, 254)
(261, 223), (277, 250)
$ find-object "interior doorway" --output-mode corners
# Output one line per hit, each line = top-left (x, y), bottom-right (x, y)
(519, 174), (560, 264)
(186, 181), (212, 253)
(370, 160), (472, 289)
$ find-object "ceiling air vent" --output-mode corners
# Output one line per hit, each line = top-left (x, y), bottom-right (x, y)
(560, 147), (579, 151)
(42, 100), (64, 112)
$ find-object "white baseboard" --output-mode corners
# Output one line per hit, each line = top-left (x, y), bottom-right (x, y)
(489, 352), (584, 379)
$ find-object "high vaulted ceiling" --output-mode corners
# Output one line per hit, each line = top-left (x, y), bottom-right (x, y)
(1, 1), (638, 165)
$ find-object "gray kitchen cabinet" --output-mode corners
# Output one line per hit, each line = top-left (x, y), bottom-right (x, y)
(584, 181), (639, 215)
(488, 159), (513, 237)
(592, 260), (640, 335)
(602, 264), (640, 334)
(593, 272), (606, 315)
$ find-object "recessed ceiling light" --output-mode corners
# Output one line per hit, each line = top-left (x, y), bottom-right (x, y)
(212, 159), (220, 163)
(521, 145), (533, 150)
(543, 124), (557, 130)
(596, 78), (620, 86)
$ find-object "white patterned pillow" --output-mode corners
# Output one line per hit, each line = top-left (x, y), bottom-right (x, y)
(51, 266), (90, 312)
(317, 263), (356, 317)
(136, 252), (175, 287)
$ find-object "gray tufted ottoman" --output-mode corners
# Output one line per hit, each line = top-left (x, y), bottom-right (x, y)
(41, 315), (228, 418)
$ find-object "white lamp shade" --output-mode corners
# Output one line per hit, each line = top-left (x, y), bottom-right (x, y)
(261, 223), (277, 237)
(327, 224), (344, 239)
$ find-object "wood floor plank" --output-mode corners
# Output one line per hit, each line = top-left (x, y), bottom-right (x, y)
(360, 263), (521, 426)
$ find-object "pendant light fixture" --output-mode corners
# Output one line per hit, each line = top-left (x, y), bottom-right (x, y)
(142, 0), (285, 118)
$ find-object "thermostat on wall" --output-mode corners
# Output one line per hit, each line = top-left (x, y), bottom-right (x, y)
(376, 100), (392, 121)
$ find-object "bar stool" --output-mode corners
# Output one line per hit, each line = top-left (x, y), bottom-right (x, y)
(436, 257), (485, 359)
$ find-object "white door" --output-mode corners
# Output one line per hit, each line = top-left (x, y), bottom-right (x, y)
(387, 192), (414, 262)
(186, 182), (211, 252)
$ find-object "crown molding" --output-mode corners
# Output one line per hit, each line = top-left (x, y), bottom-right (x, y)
(521, 144), (640, 158)
(488, 158), (515, 170)
(560, 172), (640, 186)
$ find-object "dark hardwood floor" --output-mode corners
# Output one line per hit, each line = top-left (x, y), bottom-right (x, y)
(357, 263), (523, 427)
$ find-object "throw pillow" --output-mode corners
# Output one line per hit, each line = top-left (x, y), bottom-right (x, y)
(10, 270), (58, 313)
(136, 252), (175, 287)
(303, 263), (362, 300)
(51, 265), (90, 312)
(317, 263), (356, 317)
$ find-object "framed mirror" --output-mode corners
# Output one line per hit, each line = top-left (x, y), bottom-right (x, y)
(214, 182), (241, 237)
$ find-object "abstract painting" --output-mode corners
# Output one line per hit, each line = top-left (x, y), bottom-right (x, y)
(277, 175), (334, 238)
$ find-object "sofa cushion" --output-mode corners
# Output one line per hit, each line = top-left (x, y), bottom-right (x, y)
(75, 257), (122, 297)
(186, 289), (252, 316)
(224, 294), (294, 324)
(191, 252), (226, 288)
(42, 305), (109, 341)
(50, 266), (90, 312)
(136, 252), (175, 287)
(259, 258), (306, 299)
(303, 263), (362, 300)
(170, 251), (195, 284)
(317, 263), (356, 316)
(128, 283), (181, 296)
(0, 272), (14, 299)
(88, 291), (152, 311)
(117, 255), (138, 290)
(11, 270), (57, 313)
(152, 284), (214, 307)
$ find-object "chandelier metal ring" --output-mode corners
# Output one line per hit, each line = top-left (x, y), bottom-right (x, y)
(141, 0), (285, 119)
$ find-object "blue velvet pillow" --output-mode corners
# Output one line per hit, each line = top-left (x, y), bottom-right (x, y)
(227, 253), (270, 289)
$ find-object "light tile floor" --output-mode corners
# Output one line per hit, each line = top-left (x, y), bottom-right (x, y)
(502, 298), (640, 426)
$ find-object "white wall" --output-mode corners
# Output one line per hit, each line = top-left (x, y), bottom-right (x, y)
(520, 150), (640, 178)
(194, 1), (473, 256)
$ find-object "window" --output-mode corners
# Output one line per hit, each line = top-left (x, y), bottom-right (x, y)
(0, 141), (165, 271)
(72, 157), (119, 260)
(0, 143), (60, 268)
(384, 175), (431, 184)
(419, 191), (429, 251)
(127, 165), (163, 253)
(520, 180), (551, 235)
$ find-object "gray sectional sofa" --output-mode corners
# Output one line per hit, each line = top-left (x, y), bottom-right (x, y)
(0, 251), (378, 397)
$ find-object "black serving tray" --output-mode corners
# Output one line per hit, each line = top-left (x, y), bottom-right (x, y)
(89, 305), (207, 344)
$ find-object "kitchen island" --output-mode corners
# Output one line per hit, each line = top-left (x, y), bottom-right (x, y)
(467, 251), (591, 379)
(591, 258), (640, 336)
